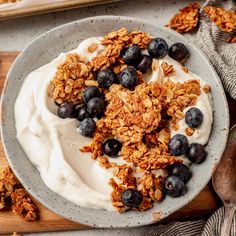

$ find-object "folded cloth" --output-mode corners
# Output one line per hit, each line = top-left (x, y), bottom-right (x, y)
(195, 0), (236, 99)
(145, 207), (236, 236)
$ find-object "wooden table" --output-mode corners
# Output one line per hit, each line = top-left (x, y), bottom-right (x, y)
(0, 52), (235, 235)
(0, 0), (122, 21)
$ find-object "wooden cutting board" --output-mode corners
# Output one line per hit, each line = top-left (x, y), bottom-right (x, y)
(0, 0), (122, 21)
(0, 52), (235, 235)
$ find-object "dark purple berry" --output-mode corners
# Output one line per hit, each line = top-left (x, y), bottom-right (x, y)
(121, 189), (143, 208)
(103, 139), (122, 158)
(120, 67), (138, 89)
(75, 104), (91, 121)
(186, 143), (207, 164)
(136, 55), (152, 73)
(57, 102), (75, 119)
(169, 43), (189, 62)
(165, 175), (187, 197)
(122, 45), (142, 65)
(168, 134), (189, 156)
(97, 69), (116, 88)
(148, 38), (168, 59)
(169, 163), (192, 183)
(83, 86), (100, 103)
(185, 107), (203, 128)
(87, 97), (105, 117)
(79, 118), (96, 137)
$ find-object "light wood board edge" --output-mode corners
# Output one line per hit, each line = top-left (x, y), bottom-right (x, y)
(0, 0), (122, 21)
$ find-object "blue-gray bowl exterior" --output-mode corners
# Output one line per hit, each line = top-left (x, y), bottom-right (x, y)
(0, 16), (229, 228)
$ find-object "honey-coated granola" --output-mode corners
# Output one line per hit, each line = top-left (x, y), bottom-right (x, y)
(0, 166), (38, 221)
(80, 79), (200, 211)
(204, 6), (236, 33)
(227, 35), (236, 43)
(166, 3), (200, 33)
(0, 0), (18, 4)
(51, 28), (206, 212)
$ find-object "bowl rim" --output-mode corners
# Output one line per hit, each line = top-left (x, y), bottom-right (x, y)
(1, 15), (230, 228)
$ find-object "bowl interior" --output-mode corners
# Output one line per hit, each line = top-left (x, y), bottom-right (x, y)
(1, 16), (229, 228)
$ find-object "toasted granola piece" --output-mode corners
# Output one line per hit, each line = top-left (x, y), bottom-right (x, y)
(203, 84), (211, 93)
(204, 6), (236, 33)
(51, 53), (94, 105)
(109, 178), (126, 213)
(113, 164), (136, 187)
(89, 28), (151, 72)
(11, 188), (38, 221)
(166, 3), (200, 33)
(0, 166), (19, 210)
(161, 62), (175, 76)
(185, 127), (195, 136)
(182, 66), (189, 73)
(227, 35), (236, 43)
(0, 0), (18, 3)
(139, 172), (164, 201)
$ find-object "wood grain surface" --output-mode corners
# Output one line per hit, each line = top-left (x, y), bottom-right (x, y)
(0, 52), (235, 235)
(0, 0), (122, 21)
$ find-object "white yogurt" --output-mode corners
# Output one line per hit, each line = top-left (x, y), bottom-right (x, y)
(14, 37), (213, 211)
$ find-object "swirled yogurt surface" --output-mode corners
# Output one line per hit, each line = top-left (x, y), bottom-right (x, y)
(14, 37), (213, 211)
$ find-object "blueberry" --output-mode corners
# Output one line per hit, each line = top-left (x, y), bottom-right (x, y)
(79, 118), (96, 137)
(75, 104), (91, 121)
(168, 134), (189, 156)
(169, 163), (192, 183)
(121, 189), (143, 208)
(120, 67), (138, 89)
(185, 107), (203, 128)
(103, 139), (122, 158)
(83, 86), (100, 103)
(97, 69), (116, 88)
(186, 143), (207, 164)
(122, 45), (142, 65)
(169, 43), (189, 62)
(147, 38), (168, 59)
(136, 55), (152, 73)
(57, 102), (75, 119)
(164, 175), (187, 197)
(87, 97), (105, 117)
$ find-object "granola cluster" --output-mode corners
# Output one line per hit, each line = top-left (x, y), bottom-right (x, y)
(166, 2), (236, 43)
(89, 28), (150, 71)
(11, 189), (38, 221)
(204, 6), (236, 33)
(227, 35), (236, 43)
(81, 78), (200, 211)
(161, 62), (175, 76)
(52, 54), (96, 105)
(0, 166), (18, 209)
(166, 3), (200, 33)
(51, 28), (150, 105)
(0, 0), (18, 4)
(0, 166), (38, 221)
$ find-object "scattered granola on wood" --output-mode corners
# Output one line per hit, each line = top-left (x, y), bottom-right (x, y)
(166, 3), (200, 33)
(204, 6), (236, 33)
(0, 166), (38, 221)
(11, 189), (38, 221)
(0, 0), (18, 4)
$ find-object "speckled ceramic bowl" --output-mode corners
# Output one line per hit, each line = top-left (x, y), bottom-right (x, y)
(1, 16), (229, 228)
